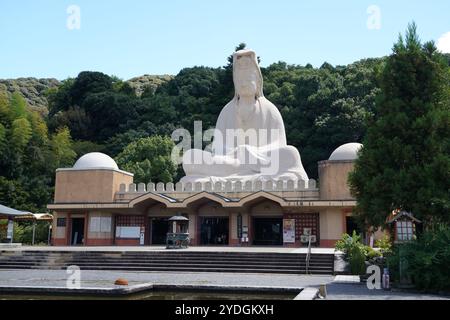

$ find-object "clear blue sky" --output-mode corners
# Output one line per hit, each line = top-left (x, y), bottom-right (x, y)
(1, 0), (449, 80)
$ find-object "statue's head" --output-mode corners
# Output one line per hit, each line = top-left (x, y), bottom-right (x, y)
(233, 49), (264, 100)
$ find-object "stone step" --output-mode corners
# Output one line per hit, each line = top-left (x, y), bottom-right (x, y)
(0, 259), (332, 267)
(0, 259), (333, 268)
(0, 253), (332, 260)
(0, 256), (333, 263)
(2, 250), (330, 257)
(0, 250), (335, 275)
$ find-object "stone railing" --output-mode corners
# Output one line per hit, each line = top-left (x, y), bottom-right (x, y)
(118, 179), (317, 194)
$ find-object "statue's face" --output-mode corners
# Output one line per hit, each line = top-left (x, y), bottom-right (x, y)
(235, 55), (258, 97)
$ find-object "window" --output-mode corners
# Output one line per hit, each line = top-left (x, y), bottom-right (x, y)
(57, 218), (66, 227)
(396, 220), (414, 241)
(115, 215), (144, 227)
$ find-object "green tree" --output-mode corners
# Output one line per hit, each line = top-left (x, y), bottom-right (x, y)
(71, 140), (105, 158)
(0, 123), (6, 155)
(70, 71), (113, 106)
(116, 136), (177, 183)
(349, 23), (450, 228)
(0, 177), (28, 209)
(9, 92), (27, 120)
(10, 117), (32, 151)
(51, 127), (77, 168)
(0, 87), (9, 124)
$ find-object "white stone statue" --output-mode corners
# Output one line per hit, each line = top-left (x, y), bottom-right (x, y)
(180, 49), (308, 184)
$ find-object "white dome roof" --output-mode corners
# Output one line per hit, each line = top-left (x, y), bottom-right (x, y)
(73, 152), (119, 170)
(329, 143), (363, 161)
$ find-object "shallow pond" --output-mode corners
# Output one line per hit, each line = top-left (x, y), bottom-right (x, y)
(0, 291), (295, 300)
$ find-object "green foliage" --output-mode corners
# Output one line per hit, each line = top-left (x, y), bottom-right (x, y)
(349, 244), (367, 275)
(9, 92), (27, 120)
(106, 129), (150, 157)
(70, 71), (113, 106)
(0, 88), (9, 123)
(375, 235), (392, 256)
(335, 231), (363, 256)
(0, 90), (76, 212)
(0, 177), (29, 210)
(51, 127), (77, 168)
(335, 231), (382, 274)
(71, 140), (105, 158)
(387, 224), (450, 291)
(116, 136), (177, 183)
(365, 246), (382, 260)
(0, 123), (6, 152)
(11, 117), (32, 150)
(349, 23), (450, 228)
(12, 221), (51, 245)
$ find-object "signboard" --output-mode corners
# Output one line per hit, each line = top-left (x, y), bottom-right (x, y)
(241, 226), (248, 243)
(115, 226), (140, 238)
(301, 235), (317, 243)
(237, 214), (242, 239)
(139, 227), (145, 245)
(283, 219), (296, 243)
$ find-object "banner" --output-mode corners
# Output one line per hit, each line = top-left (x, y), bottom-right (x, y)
(283, 219), (295, 243)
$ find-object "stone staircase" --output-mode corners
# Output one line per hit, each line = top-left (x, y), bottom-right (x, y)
(0, 250), (335, 275)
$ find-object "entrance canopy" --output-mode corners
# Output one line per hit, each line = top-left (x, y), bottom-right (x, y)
(14, 213), (54, 222)
(0, 204), (31, 219)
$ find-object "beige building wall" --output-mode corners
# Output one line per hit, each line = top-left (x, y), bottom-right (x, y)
(197, 203), (229, 216)
(320, 209), (345, 241)
(318, 160), (355, 200)
(147, 203), (175, 217)
(53, 212), (68, 239)
(54, 169), (133, 203)
(250, 201), (283, 216)
(188, 213), (196, 241)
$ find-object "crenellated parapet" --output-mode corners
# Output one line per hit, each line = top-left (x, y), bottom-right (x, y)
(118, 178), (317, 195)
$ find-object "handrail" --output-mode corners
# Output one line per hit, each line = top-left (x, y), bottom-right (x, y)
(305, 235), (312, 274)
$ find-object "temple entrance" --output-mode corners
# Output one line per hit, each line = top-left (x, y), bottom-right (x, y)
(151, 218), (169, 245)
(70, 218), (85, 245)
(200, 217), (229, 245)
(253, 218), (283, 246)
(346, 216), (361, 236)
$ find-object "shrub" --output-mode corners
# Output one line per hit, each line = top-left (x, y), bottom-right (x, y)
(387, 224), (450, 291)
(349, 245), (367, 275)
(335, 231), (362, 256)
(375, 235), (392, 256)
(364, 246), (382, 260)
(336, 231), (378, 275)
(12, 221), (51, 244)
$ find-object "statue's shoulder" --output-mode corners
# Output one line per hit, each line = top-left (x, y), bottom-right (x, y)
(217, 99), (236, 117)
(260, 97), (283, 117)
(215, 99), (237, 128)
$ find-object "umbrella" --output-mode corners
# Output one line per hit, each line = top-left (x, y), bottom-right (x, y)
(0, 204), (31, 244)
(0, 204), (31, 217)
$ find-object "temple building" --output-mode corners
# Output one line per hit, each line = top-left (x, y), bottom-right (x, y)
(47, 143), (373, 248)
(47, 50), (379, 248)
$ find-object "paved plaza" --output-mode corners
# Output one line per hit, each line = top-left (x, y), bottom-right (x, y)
(0, 269), (448, 300)
(325, 283), (449, 300)
(0, 269), (332, 290)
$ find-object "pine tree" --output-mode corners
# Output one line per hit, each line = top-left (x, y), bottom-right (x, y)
(349, 23), (450, 228)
